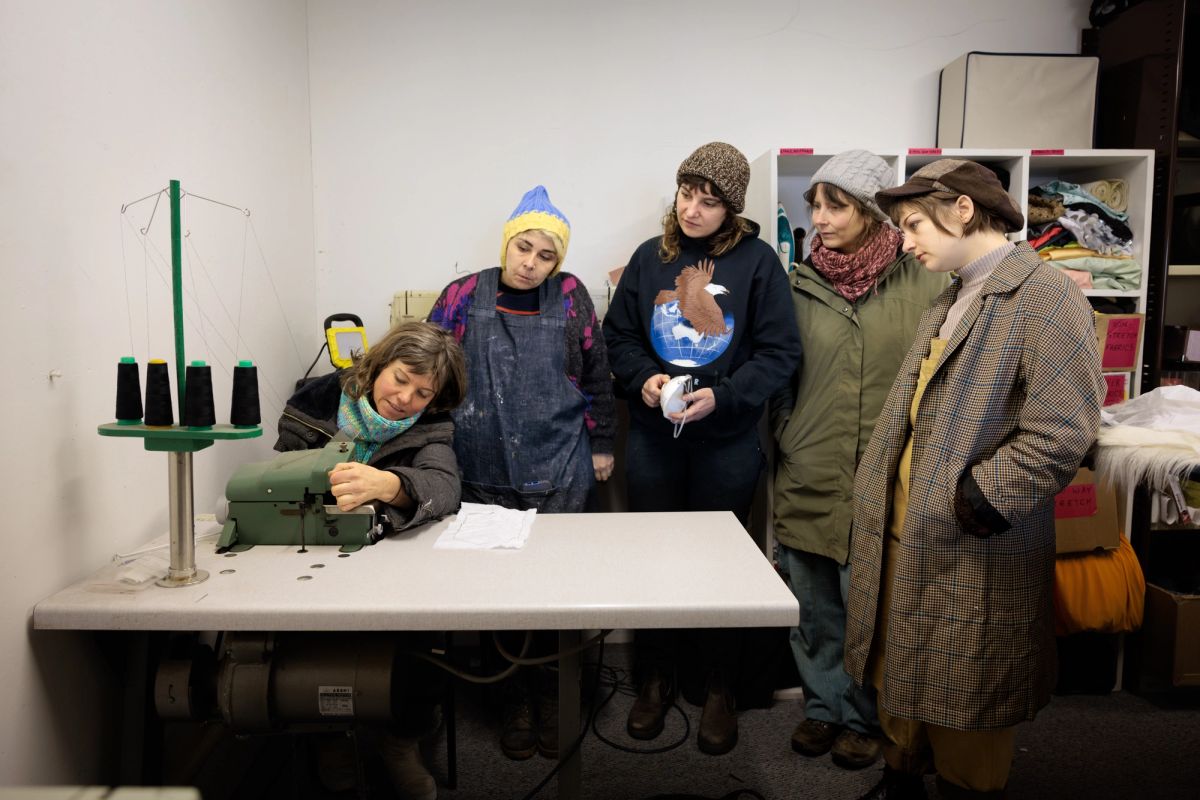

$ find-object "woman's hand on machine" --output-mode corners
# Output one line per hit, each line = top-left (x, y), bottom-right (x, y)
(328, 462), (406, 511)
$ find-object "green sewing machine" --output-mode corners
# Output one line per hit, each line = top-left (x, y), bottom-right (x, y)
(217, 438), (392, 553)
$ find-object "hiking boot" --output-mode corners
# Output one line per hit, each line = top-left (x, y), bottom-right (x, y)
(791, 717), (841, 756)
(831, 728), (883, 770)
(500, 679), (538, 760)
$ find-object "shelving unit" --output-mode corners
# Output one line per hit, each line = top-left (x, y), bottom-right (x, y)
(748, 146), (1154, 552)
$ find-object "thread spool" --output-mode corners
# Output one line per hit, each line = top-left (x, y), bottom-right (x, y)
(183, 360), (216, 429)
(230, 360), (261, 427)
(144, 359), (174, 426)
(115, 357), (143, 424)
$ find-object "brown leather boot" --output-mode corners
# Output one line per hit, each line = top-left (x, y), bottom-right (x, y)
(696, 670), (737, 755)
(626, 668), (675, 740)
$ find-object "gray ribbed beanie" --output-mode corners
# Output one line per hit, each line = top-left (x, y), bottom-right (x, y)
(677, 142), (750, 213)
(809, 150), (894, 222)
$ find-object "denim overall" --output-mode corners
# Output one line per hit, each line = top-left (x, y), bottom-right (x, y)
(453, 267), (593, 512)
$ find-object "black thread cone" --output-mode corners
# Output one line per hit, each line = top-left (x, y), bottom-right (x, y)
(183, 362), (216, 428)
(115, 358), (143, 423)
(144, 360), (174, 426)
(230, 361), (261, 426)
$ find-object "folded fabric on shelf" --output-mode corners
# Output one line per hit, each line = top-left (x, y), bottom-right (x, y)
(1081, 179), (1129, 213)
(1065, 200), (1134, 241)
(1058, 208), (1133, 256)
(1046, 256), (1142, 291)
(1034, 179), (1129, 222)
(1029, 192), (1067, 224)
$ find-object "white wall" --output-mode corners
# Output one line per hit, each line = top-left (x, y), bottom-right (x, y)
(0, 0), (316, 784)
(308, 0), (1091, 336)
(0, 0), (1093, 786)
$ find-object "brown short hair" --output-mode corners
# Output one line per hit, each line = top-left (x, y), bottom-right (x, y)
(341, 321), (467, 413)
(658, 175), (754, 263)
(888, 191), (1011, 238)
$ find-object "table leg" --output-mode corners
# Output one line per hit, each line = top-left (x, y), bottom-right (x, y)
(557, 629), (581, 800)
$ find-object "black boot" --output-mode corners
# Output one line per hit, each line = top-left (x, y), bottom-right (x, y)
(858, 765), (929, 799)
(935, 775), (1007, 799)
(696, 670), (737, 755)
(626, 667), (675, 740)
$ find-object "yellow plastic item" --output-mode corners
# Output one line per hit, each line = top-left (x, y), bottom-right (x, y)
(326, 326), (368, 369)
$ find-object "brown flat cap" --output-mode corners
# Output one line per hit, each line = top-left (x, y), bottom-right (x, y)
(876, 158), (1024, 233)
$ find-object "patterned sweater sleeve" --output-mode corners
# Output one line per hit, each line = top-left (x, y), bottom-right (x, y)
(561, 274), (616, 455)
(428, 273), (479, 342)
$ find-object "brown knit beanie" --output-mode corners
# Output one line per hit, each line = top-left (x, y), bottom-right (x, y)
(676, 142), (750, 213)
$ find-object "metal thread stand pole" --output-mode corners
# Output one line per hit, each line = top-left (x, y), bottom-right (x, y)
(158, 451), (208, 587)
(156, 179), (208, 588)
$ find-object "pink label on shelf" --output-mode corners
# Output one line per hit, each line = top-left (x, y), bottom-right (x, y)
(779, 148), (814, 155)
(1055, 483), (1097, 519)
(1031, 149), (1066, 156)
(908, 148), (942, 155)
(1103, 374), (1128, 407)
(1101, 318), (1142, 369)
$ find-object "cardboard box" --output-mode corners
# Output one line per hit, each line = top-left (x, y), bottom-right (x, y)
(937, 52), (1098, 148)
(1054, 468), (1120, 554)
(1094, 312), (1145, 372)
(1141, 582), (1200, 688)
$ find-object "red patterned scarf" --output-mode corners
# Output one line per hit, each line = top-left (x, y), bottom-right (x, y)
(810, 224), (903, 302)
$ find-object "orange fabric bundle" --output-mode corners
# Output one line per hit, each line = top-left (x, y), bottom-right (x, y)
(1053, 536), (1145, 636)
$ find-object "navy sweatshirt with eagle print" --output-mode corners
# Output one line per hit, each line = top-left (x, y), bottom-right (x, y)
(603, 221), (802, 440)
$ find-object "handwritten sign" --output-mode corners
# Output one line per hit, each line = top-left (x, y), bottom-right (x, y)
(1101, 317), (1142, 369)
(1031, 149), (1066, 156)
(908, 147), (942, 155)
(1103, 374), (1128, 407)
(1055, 482), (1098, 519)
(779, 147), (814, 156)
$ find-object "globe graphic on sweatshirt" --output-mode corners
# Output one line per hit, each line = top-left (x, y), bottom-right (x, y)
(650, 300), (735, 367)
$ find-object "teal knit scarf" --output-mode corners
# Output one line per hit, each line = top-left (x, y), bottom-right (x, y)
(336, 390), (420, 463)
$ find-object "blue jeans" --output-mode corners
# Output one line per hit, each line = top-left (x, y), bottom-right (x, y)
(778, 545), (879, 735)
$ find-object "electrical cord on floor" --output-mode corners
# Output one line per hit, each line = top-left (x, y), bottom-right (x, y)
(588, 663), (691, 755)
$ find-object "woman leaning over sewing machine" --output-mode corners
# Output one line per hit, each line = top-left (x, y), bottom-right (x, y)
(274, 320), (466, 800)
(275, 319), (468, 530)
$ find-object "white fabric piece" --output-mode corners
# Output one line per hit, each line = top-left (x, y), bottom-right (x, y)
(1096, 386), (1200, 492)
(433, 502), (536, 550)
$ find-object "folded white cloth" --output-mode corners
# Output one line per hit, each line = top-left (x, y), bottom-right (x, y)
(433, 502), (537, 550)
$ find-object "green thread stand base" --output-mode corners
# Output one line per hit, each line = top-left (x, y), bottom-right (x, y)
(98, 422), (262, 452)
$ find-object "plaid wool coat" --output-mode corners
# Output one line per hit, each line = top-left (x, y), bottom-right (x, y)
(844, 242), (1104, 730)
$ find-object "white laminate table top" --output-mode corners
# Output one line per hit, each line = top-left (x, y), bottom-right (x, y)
(33, 511), (799, 632)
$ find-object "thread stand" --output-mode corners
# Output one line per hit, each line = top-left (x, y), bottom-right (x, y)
(101, 180), (262, 587)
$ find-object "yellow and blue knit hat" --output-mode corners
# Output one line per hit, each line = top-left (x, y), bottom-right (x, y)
(501, 185), (571, 273)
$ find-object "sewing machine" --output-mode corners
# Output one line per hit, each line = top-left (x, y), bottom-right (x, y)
(217, 438), (392, 552)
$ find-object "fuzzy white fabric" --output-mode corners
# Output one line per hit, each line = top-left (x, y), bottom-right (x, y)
(1096, 386), (1200, 492)
(1095, 424), (1200, 492)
